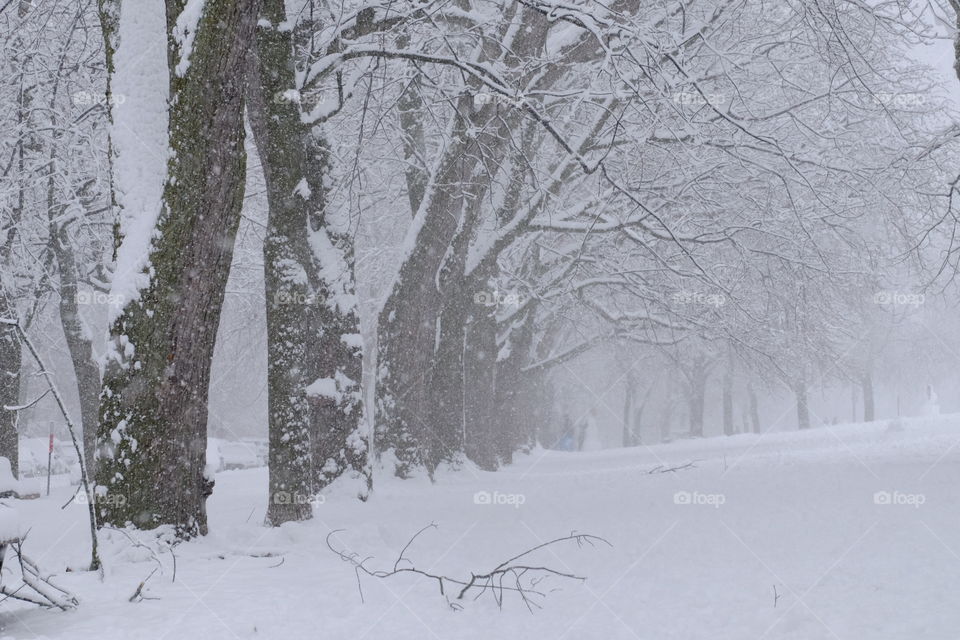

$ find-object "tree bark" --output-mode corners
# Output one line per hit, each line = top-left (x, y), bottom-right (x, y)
(375, 98), (490, 477)
(463, 308), (499, 470)
(247, 0), (368, 524)
(0, 289), (19, 477)
(96, 0), (259, 537)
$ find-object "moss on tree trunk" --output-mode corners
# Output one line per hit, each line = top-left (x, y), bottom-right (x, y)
(96, 0), (259, 538)
(247, 0), (367, 525)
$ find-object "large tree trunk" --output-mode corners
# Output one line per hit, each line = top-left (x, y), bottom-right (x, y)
(247, 0), (367, 524)
(96, 0), (259, 538)
(463, 308), (499, 470)
(375, 99), (489, 477)
(494, 306), (538, 459)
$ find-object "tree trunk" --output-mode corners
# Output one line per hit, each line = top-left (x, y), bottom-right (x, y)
(50, 225), (100, 476)
(463, 308), (499, 470)
(687, 373), (706, 437)
(375, 97), (495, 477)
(722, 349), (734, 436)
(247, 0), (367, 524)
(96, 0), (259, 538)
(796, 384), (810, 430)
(495, 305), (538, 459)
(44, 102), (101, 475)
(622, 371), (636, 447)
(0, 289), (19, 477)
(861, 372), (875, 422)
(747, 380), (761, 434)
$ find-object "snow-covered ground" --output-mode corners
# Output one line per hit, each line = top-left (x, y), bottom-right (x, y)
(3, 414), (960, 639)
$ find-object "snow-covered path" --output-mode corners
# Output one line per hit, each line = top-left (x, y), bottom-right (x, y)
(3, 415), (960, 639)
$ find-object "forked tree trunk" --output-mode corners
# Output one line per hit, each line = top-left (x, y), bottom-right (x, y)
(247, 0), (367, 524)
(96, 0), (259, 537)
(375, 98), (488, 477)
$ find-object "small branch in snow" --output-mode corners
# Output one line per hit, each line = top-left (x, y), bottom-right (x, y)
(0, 539), (79, 610)
(645, 461), (697, 474)
(128, 567), (160, 602)
(327, 524), (610, 612)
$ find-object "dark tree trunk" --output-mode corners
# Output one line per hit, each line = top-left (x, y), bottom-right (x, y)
(96, 0), (259, 538)
(494, 305), (538, 459)
(375, 7), (549, 477)
(861, 373), (875, 422)
(247, 0), (367, 524)
(375, 96), (501, 477)
(463, 308), (499, 470)
(0, 290), (19, 477)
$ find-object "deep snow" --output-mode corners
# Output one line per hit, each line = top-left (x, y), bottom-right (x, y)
(3, 414), (960, 639)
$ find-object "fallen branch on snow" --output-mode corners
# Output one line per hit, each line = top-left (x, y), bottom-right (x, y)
(327, 523), (610, 612)
(0, 539), (79, 610)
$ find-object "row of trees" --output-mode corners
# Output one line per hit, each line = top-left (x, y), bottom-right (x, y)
(1, 0), (958, 539)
